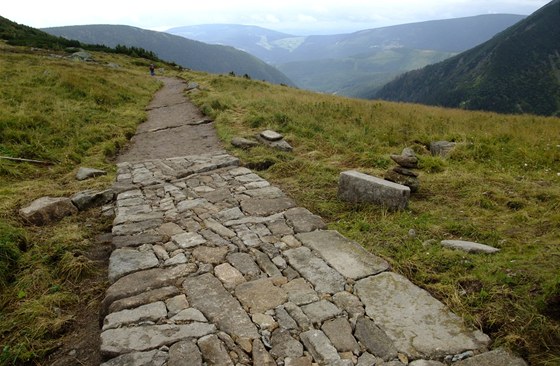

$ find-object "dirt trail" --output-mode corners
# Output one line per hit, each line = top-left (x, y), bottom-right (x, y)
(117, 77), (225, 163)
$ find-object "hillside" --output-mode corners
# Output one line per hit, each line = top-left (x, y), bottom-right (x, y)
(43, 24), (294, 86)
(168, 15), (525, 97)
(376, 0), (560, 116)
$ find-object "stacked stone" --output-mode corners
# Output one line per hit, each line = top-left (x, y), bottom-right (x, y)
(100, 153), (525, 366)
(385, 148), (420, 193)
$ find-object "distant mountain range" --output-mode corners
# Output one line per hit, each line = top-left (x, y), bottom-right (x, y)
(43, 25), (294, 86)
(376, 0), (560, 116)
(167, 15), (526, 97)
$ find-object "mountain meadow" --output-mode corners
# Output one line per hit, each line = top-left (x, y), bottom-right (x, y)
(1, 17), (560, 366)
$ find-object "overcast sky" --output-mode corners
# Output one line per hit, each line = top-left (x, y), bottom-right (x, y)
(2, 0), (551, 35)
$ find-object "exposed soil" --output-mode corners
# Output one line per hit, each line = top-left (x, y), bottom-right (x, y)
(44, 77), (223, 365)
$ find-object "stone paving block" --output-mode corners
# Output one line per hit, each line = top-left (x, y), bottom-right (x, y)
(215, 263), (246, 289)
(241, 197), (295, 216)
(108, 286), (180, 314)
(284, 247), (346, 294)
(192, 245), (229, 264)
(355, 272), (490, 358)
(270, 329), (305, 359)
(253, 339), (276, 366)
(284, 207), (327, 233)
(112, 232), (163, 248)
(171, 307), (208, 322)
(172, 231), (206, 248)
(235, 278), (288, 314)
(300, 329), (341, 364)
(100, 323), (215, 357)
(297, 230), (390, 280)
(282, 278), (319, 305)
(102, 301), (167, 330)
(453, 348), (527, 366)
(322, 317), (360, 354)
(300, 300), (342, 325)
(108, 248), (159, 283)
(253, 249), (283, 277)
(100, 349), (168, 366)
(183, 273), (259, 339)
(168, 340), (202, 366)
(165, 294), (189, 317)
(198, 334), (234, 366)
(354, 316), (398, 361)
(227, 252), (261, 278)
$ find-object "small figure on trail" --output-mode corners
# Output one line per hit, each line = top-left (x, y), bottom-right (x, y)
(149, 64), (155, 76)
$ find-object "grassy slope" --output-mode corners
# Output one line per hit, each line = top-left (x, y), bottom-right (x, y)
(0, 42), (162, 363)
(183, 71), (560, 365)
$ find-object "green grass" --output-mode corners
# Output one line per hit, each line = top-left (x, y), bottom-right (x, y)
(183, 70), (560, 365)
(0, 42), (163, 363)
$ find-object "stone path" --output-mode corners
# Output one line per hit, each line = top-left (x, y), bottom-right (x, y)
(100, 79), (527, 365)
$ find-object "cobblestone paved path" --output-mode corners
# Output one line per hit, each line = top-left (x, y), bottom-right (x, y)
(100, 78), (527, 366)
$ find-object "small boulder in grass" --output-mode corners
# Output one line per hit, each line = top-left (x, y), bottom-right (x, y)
(19, 197), (78, 226)
(440, 240), (500, 254)
(76, 167), (107, 181)
(260, 130), (284, 141)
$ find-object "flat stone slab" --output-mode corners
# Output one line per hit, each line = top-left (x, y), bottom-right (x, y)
(241, 197), (295, 216)
(235, 278), (288, 314)
(100, 323), (215, 357)
(338, 170), (410, 211)
(440, 240), (500, 254)
(454, 348), (527, 366)
(103, 301), (167, 330)
(100, 350), (168, 366)
(108, 248), (159, 283)
(183, 273), (259, 339)
(297, 230), (389, 280)
(284, 247), (346, 294)
(355, 272), (490, 358)
(260, 130), (284, 141)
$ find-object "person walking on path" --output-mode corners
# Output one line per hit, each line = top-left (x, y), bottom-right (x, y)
(149, 64), (155, 76)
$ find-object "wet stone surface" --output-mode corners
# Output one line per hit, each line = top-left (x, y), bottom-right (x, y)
(100, 153), (524, 365)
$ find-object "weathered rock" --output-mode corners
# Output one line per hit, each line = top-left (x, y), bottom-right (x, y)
(256, 134), (294, 151)
(198, 334), (234, 366)
(112, 232), (163, 248)
(252, 249), (283, 277)
(241, 197), (295, 216)
(409, 361), (445, 366)
(390, 154), (419, 168)
(356, 352), (379, 366)
(71, 189), (114, 211)
(355, 272), (490, 358)
(284, 207), (327, 233)
(108, 286), (180, 314)
(301, 300), (342, 325)
(235, 278), (288, 314)
(214, 263), (246, 289)
(192, 245), (229, 264)
(440, 240), (500, 254)
(19, 196), (78, 225)
(322, 317), (360, 354)
(171, 307), (208, 322)
(300, 329), (341, 364)
(332, 292), (366, 319)
(232, 137), (259, 149)
(100, 349), (167, 366)
(168, 340), (202, 366)
(297, 230), (389, 280)
(393, 166), (419, 177)
(102, 301), (167, 330)
(282, 278), (319, 305)
(354, 316), (398, 361)
(183, 273), (259, 339)
(260, 130), (284, 141)
(270, 329), (304, 359)
(108, 248), (159, 283)
(285, 356), (313, 366)
(338, 171), (410, 211)
(384, 169), (420, 193)
(453, 348), (527, 366)
(76, 167), (107, 180)
(172, 232), (206, 248)
(100, 323), (215, 357)
(284, 247), (346, 294)
(102, 264), (197, 318)
(284, 302), (311, 330)
(253, 339), (276, 366)
(276, 305), (298, 330)
(430, 141), (457, 157)
(165, 294), (189, 317)
(226, 252), (261, 278)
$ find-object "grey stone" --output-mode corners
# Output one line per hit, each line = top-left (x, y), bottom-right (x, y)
(100, 350), (167, 366)
(100, 323), (215, 357)
(227, 252), (261, 278)
(244, 186), (285, 199)
(356, 352), (379, 366)
(232, 137), (259, 149)
(297, 230), (389, 280)
(204, 218), (236, 238)
(251, 313), (277, 329)
(71, 189), (114, 211)
(172, 232), (206, 248)
(430, 141), (457, 157)
(235, 278), (288, 314)
(338, 171), (410, 211)
(214, 263), (246, 289)
(177, 198), (208, 212)
(108, 248), (159, 283)
(171, 308), (208, 322)
(168, 340), (202, 366)
(198, 334), (234, 366)
(158, 222), (185, 237)
(102, 301), (167, 330)
(284, 247), (346, 294)
(322, 318), (360, 353)
(354, 272), (490, 358)
(192, 246), (229, 264)
(276, 306), (298, 330)
(267, 219), (294, 236)
(256, 135), (294, 151)
(270, 329), (304, 359)
(285, 357), (313, 366)
(384, 170), (420, 193)
(19, 196), (78, 225)
(113, 211), (163, 226)
(332, 292), (366, 319)
(354, 316), (398, 361)
(282, 278), (319, 305)
(454, 348), (527, 366)
(284, 207), (327, 233)
(390, 154), (419, 168)
(202, 188), (232, 204)
(102, 264), (197, 318)
(112, 219), (163, 236)
(300, 329), (341, 364)
(393, 166), (419, 177)
(108, 286), (180, 314)
(183, 273), (259, 339)
(215, 207), (244, 221)
(253, 339), (276, 366)
(301, 300), (342, 325)
(284, 302), (311, 330)
(409, 361), (445, 366)
(164, 252), (188, 266)
(260, 129), (284, 141)
(112, 232), (163, 248)
(440, 240), (500, 254)
(165, 294), (189, 317)
(241, 197), (295, 216)
(252, 249), (283, 277)
(76, 167), (107, 180)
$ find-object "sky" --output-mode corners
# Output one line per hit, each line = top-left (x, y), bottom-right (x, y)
(2, 0), (552, 35)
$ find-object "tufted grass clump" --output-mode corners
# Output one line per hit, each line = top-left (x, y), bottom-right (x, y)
(184, 70), (560, 365)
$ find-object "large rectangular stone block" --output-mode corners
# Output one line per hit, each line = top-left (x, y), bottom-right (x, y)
(338, 171), (410, 210)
